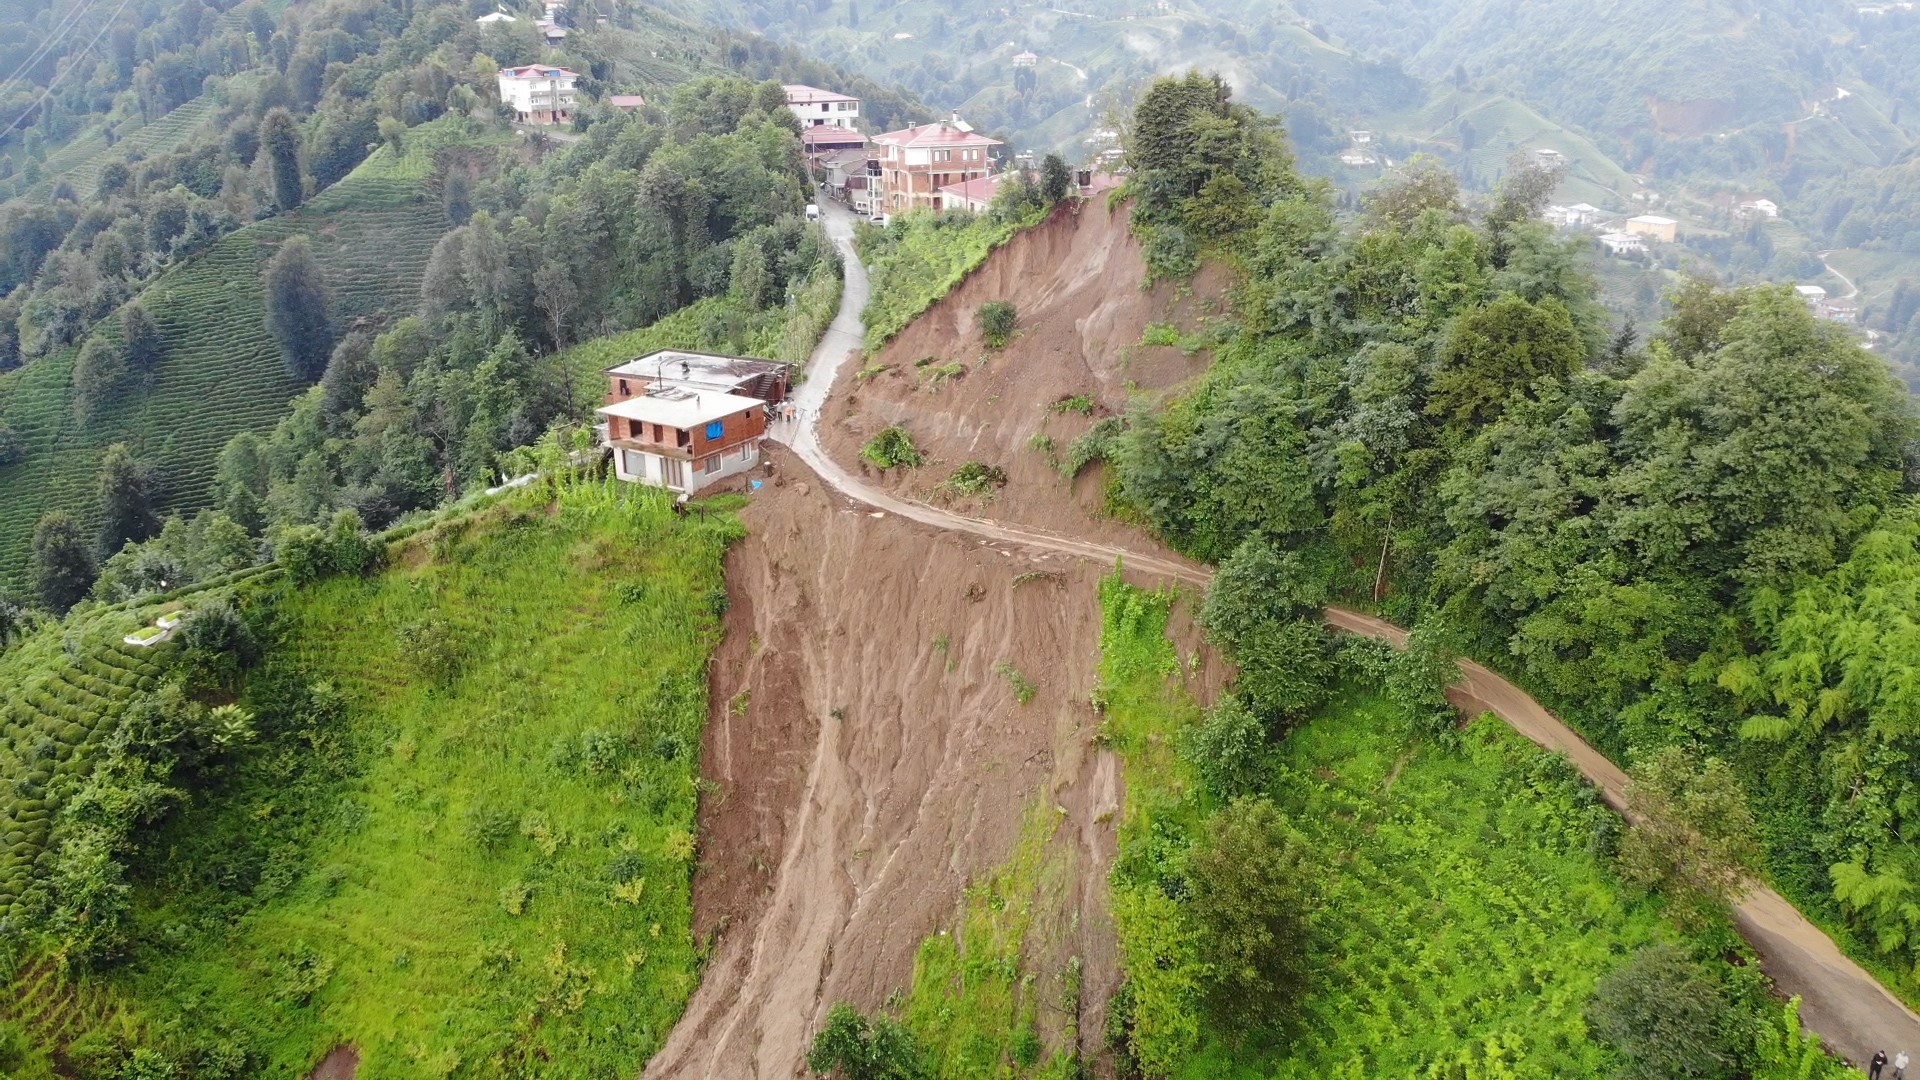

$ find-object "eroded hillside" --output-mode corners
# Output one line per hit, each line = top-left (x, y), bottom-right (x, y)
(655, 444), (1222, 1077)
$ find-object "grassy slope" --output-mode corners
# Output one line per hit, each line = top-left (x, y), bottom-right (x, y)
(0, 122), (487, 590)
(1095, 579), (1674, 1078)
(90, 483), (737, 1077)
(859, 207), (1043, 352)
(0, 606), (177, 920)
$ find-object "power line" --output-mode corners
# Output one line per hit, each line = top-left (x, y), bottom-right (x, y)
(0, 0), (136, 145)
(0, 0), (104, 110)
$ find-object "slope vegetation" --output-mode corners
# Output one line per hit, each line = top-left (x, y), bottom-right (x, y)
(0, 480), (740, 1077)
(0, 134), (465, 589)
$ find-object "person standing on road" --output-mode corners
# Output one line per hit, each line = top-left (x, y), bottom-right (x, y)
(1873, 1050), (1890, 1079)
(1895, 1050), (1910, 1079)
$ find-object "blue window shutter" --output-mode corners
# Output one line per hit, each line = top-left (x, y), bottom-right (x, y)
(706, 420), (725, 439)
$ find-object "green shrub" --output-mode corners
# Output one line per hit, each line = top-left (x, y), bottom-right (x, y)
(860, 426), (923, 470)
(1180, 695), (1269, 799)
(978, 301), (1017, 348)
(806, 1001), (927, 1080)
(994, 660), (1037, 705)
(943, 461), (1007, 497)
(1587, 944), (1742, 1080)
(1049, 394), (1097, 415)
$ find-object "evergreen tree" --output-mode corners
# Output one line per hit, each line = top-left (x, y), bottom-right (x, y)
(259, 107), (305, 211)
(70, 336), (128, 428)
(96, 442), (160, 555)
(31, 511), (96, 612)
(263, 235), (335, 380)
(121, 302), (163, 376)
(1040, 153), (1071, 203)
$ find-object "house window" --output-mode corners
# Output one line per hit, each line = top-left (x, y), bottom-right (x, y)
(621, 449), (646, 477)
(701, 455), (720, 474)
(705, 419), (725, 440)
(933, 149), (951, 162)
(617, 378), (630, 395)
(662, 457), (685, 488)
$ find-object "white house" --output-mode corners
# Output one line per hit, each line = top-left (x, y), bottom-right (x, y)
(784, 84), (860, 129)
(1599, 232), (1645, 255)
(475, 11), (516, 23)
(498, 65), (580, 124)
(1013, 50), (1038, 66)
(1738, 198), (1780, 219)
(1534, 147), (1565, 168)
(1796, 284), (1829, 302)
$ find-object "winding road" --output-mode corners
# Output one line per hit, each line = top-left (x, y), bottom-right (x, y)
(773, 200), (1920, 1066)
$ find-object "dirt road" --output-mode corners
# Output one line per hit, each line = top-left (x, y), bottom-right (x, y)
(760, 200), (1920, 1067)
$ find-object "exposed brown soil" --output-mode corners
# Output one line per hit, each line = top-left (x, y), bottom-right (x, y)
(652, 445), (1214, 1079)
(307, 1044), (358, 1080)
(821, 201), (1230, 554)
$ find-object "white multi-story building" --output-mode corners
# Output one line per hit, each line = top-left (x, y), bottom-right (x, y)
(784, 84), (860, 129)
(497, 65), (580, 124)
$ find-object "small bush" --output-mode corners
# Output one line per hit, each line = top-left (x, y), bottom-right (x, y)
(979, 300), (1017, 348)
(1050, 394), (1097, 415)
(944, 461), (1008, 497)
(995, 660), (1037, 705)
(1140, 323), (1182, 347)
(861, 426), (923, 470)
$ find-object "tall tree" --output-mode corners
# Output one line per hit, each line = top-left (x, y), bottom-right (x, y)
(1617, 746), (1762, 928)
(263, 236), (335, 380)
(1187, 797), (1315, 1036)
(70, 336), (128, 428)
(121, 302), (163, 376)
(96, 442), (160, 556)
(31, 511), (96, 612)
(1040, 153), (1071, 203)
(259, 107), (305, 212)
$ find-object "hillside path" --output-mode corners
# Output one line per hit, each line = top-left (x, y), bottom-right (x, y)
(771, 199), (1920, 1067)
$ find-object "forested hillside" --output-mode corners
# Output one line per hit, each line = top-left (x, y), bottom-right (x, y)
(1048, 71), (1920, 1074)
(0, 0), (913, 604)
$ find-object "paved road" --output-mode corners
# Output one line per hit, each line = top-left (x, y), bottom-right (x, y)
(772, 199), (1920, 1067)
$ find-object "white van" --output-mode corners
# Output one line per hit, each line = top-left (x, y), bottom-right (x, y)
(805, 203), (820, 221)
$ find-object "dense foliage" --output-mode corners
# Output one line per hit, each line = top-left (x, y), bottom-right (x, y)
(1097, 72), (1920, 1053)
(0, 479), (744, 1075)
(1088, 576), (1831, 1077)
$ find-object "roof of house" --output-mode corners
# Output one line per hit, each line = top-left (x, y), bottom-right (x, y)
(1599, 232), (1643, 242)
(598, 388), (766, 429)
(501, 65), (580, 79)
(475, 11), (516, 22)
(1567, 202), (1603, 213)
(801, 127), (868, 147)
(784, 84), (859, 105)
(819, 147), (874, 167)
(1014, 50), (1038, 60)
(608, 94), (648, 108)
(1796, 284), (1829, 296)
(1628, 214), (1677, 225)
(872, 121), (1002, 149)
(937, 174), (1007, 204)
(606, 349), (789, 384)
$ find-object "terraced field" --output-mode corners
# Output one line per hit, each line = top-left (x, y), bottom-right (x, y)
(27, 94), (222, 202)
(0, 606), (175, 922)
(0, 140), (460, 589)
